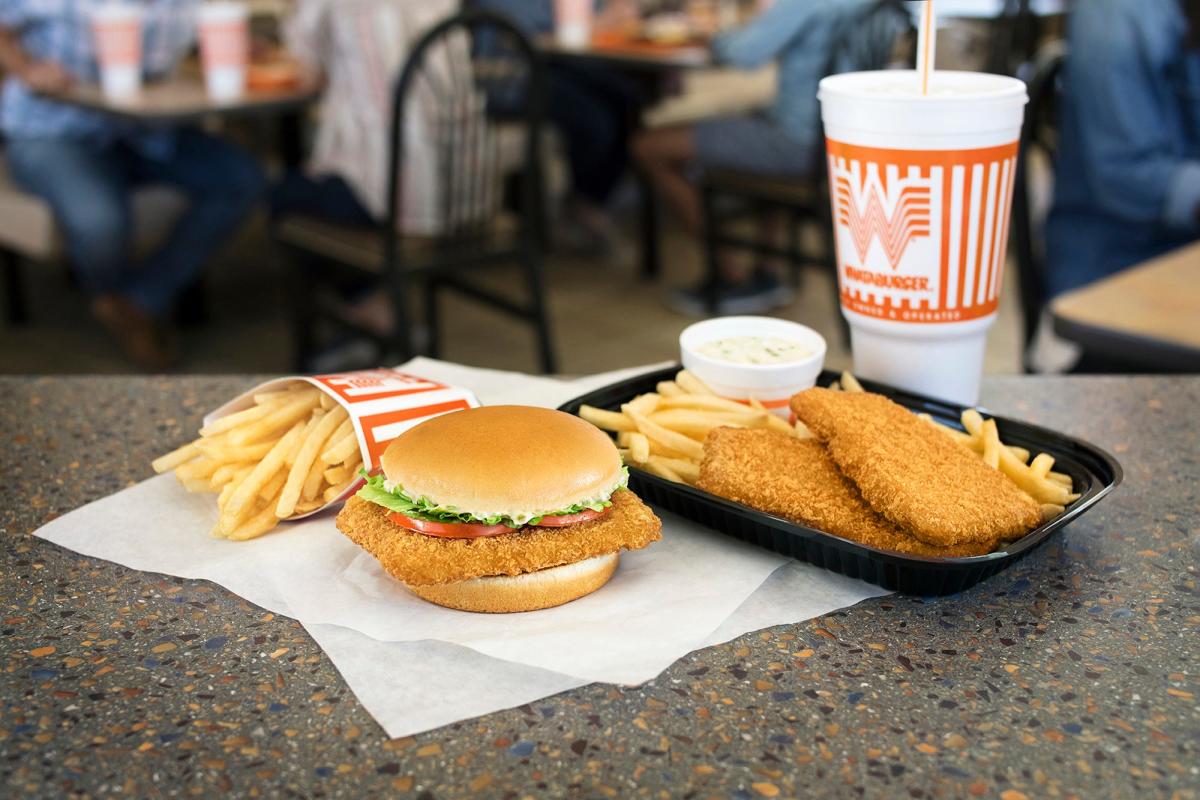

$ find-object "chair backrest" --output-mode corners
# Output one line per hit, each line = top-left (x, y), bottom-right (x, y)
(1012, 40), (1066, 365)
(386, 10), (544, 255)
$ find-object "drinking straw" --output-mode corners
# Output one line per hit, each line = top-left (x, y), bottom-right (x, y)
(916, 0), (937, 95)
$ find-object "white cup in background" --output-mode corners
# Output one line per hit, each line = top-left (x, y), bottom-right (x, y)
(90, 3), (144, 100)
(198, 1), (249, 101)
(554, 0), (593, 48)
(818, 70), (1028, 405)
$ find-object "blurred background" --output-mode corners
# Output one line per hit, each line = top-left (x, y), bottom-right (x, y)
(1, 0), (1195, 377)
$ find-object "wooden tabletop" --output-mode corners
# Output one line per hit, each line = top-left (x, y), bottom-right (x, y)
(48, 70), (321, 124)
(1051, 240), (1200, 370)
(538, 30), (711, 70)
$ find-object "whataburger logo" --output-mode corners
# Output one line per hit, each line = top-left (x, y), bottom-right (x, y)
(833, 169), (932, 270)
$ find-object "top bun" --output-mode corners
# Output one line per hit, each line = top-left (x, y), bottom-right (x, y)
(380, 406), (625, 519)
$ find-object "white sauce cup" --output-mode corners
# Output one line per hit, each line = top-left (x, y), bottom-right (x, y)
(679, 317), (827, 418)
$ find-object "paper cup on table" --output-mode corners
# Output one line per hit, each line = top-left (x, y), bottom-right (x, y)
(90, 3), (144, 99)
(197, 1), (249, 101)
(818, 70), (1028, 405)
(203, 369), (480, 519)
(554, 0), (593, 48)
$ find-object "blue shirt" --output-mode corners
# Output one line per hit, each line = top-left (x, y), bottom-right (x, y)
(0, 0), (197, 141)
(1045, 0), (1200, 296)
(711, 0), (905, 156)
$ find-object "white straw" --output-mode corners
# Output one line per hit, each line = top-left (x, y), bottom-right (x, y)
(916, 0), (937, 95)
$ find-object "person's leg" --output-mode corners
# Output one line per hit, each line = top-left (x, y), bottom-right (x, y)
(269, 171), (376, 226)
(630, 126), (703, 235)
(127, 128), (267, 315)
(6, 137), (182, 368)
(5, 137), (134, 295)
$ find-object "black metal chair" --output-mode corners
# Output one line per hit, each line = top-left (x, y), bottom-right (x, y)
(274, 9), (557, 373)
(986, 0), (1042, 77)
(1011, 41), (1066, 371)
(697, 0), (913, 319)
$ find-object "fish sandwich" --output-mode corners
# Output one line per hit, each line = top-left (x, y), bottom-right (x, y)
(335, 405), (661, 613)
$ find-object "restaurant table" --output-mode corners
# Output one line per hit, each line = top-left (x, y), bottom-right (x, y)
(539, 32), (713, 281)
(46, 70), (321, 165)
(1051, 241), (1200, 372)
(2, 374), (1196, 798)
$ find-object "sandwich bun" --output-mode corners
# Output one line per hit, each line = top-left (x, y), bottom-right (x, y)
(381, 406), (625, 519)
(407, 552), (619, 613)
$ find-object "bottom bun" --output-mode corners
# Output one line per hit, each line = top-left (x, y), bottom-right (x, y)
(407, 552), (619, 613)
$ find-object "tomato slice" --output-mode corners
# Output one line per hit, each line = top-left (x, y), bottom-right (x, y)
(388, 512), (512, 539)
(533, 507), (609, 527)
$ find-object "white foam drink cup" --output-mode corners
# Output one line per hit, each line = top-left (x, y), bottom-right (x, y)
(554, 0), (593, 48)
(818, 70), (1028, 405)
(198, 2), (249, 101)
(90, 3), (144, 100)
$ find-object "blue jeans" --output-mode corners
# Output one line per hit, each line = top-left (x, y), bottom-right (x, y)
(5, 129), (266, 315)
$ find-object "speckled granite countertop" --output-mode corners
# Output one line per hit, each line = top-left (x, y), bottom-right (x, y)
(1, 375), (1197, 799)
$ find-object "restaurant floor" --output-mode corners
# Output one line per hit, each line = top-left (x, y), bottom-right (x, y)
(0, 217), (1025, 376)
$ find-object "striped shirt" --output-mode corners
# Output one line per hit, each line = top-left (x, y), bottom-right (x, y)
(286, 0), (497, 235)
(0, 0), (197, 141)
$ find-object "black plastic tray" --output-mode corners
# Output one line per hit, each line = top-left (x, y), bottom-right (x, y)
(559, 366), (1122, 595)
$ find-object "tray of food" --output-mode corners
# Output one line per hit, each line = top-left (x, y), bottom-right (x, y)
(560, 356), (1122, 595)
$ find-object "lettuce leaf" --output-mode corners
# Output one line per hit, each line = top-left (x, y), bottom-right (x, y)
(356, 467), (628, 528)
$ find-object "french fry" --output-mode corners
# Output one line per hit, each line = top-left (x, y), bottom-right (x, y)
(1048, 470), (1073, 487)
(1040, 503), (1065, 522)
(659, 394), (764, 418)
(198, 402), (277, 438)
(226, 501), (282, 542)
(981, 419), (1002, 469)
(225, 421), (305, 518)
(321, 429), (360, 465)
(323, 463), (356, 487)
(647, 455), (700, 484)
(627, 432), (651, 464)
(627, 410), (704, 461)
(228, 391), (320, 445)
(278, 409), (346, 518)
(676, 370), (715, 395)
(794, 420), (815, 439)
(152, 442), (200, 474)
(323, 483), (352, 503)
(579, 405), (636, 433)
(649, 409), (748, 439)
(640, 458), (683, 483)
(319, 393), (335, 410)
(175, 457), (219, 482)
(962, 410), (1075, 505)
(656, 381), (685, 398)
(840, 371), (865, 393)
(622, 393), (660, 416)
(1029, 452), (1055, 479)
(196, 439), (274, 463)
(257, 469), (288, 502)
(828, 380), (841, 391)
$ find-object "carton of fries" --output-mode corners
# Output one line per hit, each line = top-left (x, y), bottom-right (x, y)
(154, 368), (479, 540)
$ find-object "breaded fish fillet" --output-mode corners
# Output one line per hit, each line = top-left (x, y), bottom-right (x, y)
(697, 427), (997, 558)
(335, 489), (662, 586)
(790, 388), (1041, 546)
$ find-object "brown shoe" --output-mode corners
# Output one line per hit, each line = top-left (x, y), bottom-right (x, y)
(91, 294), (179, 371)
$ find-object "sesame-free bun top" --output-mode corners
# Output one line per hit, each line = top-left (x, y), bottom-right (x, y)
(380, 406), (625, 519)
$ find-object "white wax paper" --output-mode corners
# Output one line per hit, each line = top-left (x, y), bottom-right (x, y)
(35, 358), (888, 737)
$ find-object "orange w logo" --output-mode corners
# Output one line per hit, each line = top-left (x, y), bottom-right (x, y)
(834, 174), (932, 270)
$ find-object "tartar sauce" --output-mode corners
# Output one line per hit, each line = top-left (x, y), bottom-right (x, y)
(695, 336), (810, 365)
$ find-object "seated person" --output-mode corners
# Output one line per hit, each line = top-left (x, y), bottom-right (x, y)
(469, 0), (642, 257)
(1045, 0), (1200, 299)
(0, 0), (265, 369)
(270, 0), (460, 344)
(631, 0), (907, 315)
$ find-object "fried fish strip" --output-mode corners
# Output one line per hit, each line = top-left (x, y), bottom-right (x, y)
(697, 428), (997, 558)
(790, 389), (1041, 546)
